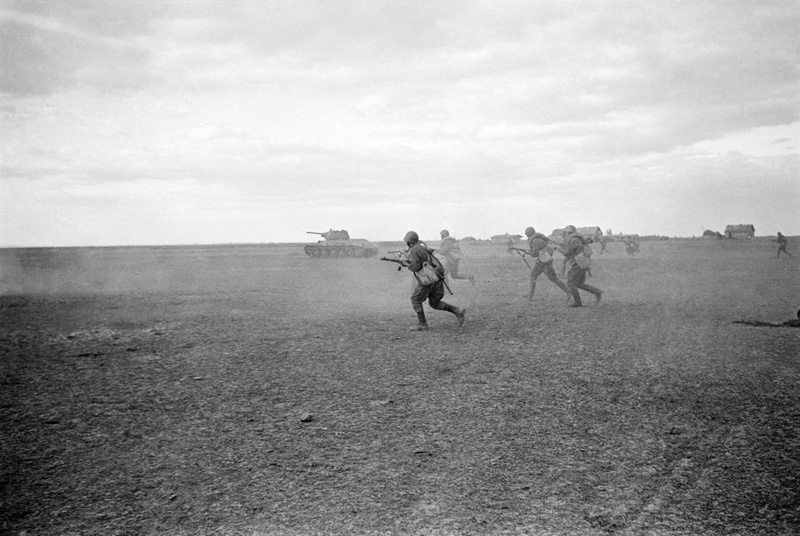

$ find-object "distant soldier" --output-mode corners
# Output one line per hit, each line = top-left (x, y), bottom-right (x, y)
(439, 230), (475, 285)
(524, 227), (571, 302)
(624, 236), (637, 256)
(402, 231), (466, 331)
(598, 235), (609, 254)
(558, 225), (603, 307)
(774, 232), (792, 258)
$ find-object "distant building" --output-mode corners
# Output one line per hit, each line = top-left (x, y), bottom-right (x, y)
(461, 236), (478, 244)
(702, 230), (723, 239)
(724, 224), (755, 239)
(551, 226), (603, 242)
(490, 233), (522, 245)
(577, 227), (603, 240)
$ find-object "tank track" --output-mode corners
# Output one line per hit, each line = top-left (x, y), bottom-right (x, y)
(304, 245), (379, 258)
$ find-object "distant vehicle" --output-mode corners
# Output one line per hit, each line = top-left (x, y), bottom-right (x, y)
(304, 229), (379, 258)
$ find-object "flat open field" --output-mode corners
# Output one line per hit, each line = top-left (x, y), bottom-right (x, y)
(1, 238), (799, 535)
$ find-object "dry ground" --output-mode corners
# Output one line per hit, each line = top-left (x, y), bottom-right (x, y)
(1, 238), (799, 535)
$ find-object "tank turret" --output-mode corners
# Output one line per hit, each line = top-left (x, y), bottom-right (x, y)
(307, 229), (350, 241)
(304, 229), (378, 258)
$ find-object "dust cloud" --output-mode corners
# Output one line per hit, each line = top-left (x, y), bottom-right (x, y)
(0, 244), (437, 320)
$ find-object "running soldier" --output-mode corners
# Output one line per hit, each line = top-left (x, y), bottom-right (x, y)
(598, 235), (609, 254)
(558, 225), (603, 307)
(439, 230), (475, 285)
(403, 231), (466, 331)
(523, 226), (571, 302)
(775, 232), (792, 258)
(624, 236), (638, 256)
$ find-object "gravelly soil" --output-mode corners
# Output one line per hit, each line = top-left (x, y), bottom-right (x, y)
(1, 239), (798, 535)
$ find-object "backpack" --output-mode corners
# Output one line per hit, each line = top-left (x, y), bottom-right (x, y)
(575, 245), (592, 269)
(415, 262), (441, 285)
(414, 247), (444, 286)
(572, 236), (593, 269)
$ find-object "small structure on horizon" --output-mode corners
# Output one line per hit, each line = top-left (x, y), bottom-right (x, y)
(490, 233), (522, 245)
(577, 227), (603, 240)
(550, 226), (603, 242)
(617, 233), (640, 241)
(724, 224), (755, 239)
(703, 230), (723, 239)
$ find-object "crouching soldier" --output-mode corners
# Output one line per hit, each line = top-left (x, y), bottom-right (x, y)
(524, 226), (571, 302)
(439, 229), (475, 285)
(558, 225), (603, 307)
(775, 232), (792, 258)
(403, 231), (466, 331)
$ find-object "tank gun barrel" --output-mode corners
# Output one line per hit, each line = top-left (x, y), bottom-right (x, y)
(306, 231), (324, 235)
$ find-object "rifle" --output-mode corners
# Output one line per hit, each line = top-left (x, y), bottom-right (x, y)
(380, 256), (409, 270)
(380, 257), (453, 295)
(508, 247), (532, 269)
(509, 235), (560, 252)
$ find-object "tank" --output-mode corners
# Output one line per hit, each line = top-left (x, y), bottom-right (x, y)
(304, 229), (379, 258)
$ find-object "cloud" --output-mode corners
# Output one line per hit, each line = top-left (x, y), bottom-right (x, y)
(1, 0), (799, 245)
(0, 10), (153, 95)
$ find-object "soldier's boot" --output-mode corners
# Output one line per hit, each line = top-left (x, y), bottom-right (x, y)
(409, 310), (429, 331)
(528, 281), (536, 301)
(579, 283), (603, 304)
(455, 307), (467, 327)
(439, 303), (466, 327)
(568, 287), (582, 307)
(552, 277), (571, 297)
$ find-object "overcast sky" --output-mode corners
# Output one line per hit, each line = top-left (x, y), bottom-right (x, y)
(1, 0), (798, 247)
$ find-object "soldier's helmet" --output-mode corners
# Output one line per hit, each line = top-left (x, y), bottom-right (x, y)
(565, 225), (577, 233)
(440, 229), (449, 237)
(525, 226), (535, 237)
(403, 231), (420, 244)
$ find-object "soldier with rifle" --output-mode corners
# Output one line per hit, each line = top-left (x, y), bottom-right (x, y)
(517, 227), (572, 303)
(381, 231), (465, 331)
(774, 232), (792, 258)
(559, 225), (603, 307)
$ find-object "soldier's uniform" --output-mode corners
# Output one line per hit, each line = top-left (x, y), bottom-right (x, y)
(403, 231), (466, 331)
(439, 230), (475, 285)
(524, 226), (571, 302)
(776, 232), (792, 258)
(559, 225), (603, 307)
(624, 237), (636, 256)
(599, 236), (609, 254)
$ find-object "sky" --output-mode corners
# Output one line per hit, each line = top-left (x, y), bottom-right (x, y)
(1, 0), (798, 247)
